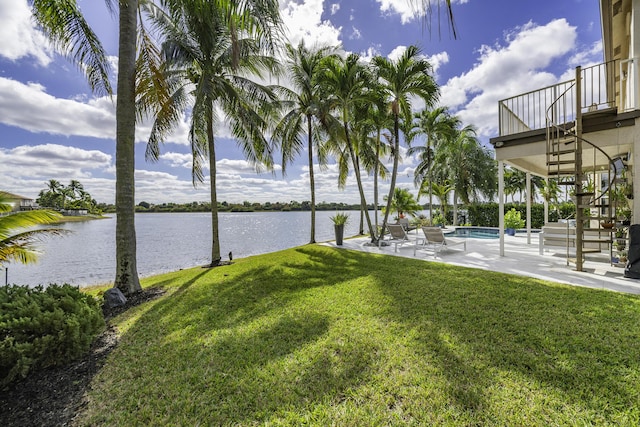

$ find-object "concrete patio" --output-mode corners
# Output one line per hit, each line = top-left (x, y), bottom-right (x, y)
(324, 230), (640, 295)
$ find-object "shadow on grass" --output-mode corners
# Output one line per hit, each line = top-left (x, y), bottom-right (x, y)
(82, 245), (640, 425)
(373, 257), (640, 422)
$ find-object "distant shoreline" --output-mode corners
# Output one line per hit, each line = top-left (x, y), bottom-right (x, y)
(53, 214), (109, 224)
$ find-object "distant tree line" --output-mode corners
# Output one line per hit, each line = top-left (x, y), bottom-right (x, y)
(99, 200), (403, 214)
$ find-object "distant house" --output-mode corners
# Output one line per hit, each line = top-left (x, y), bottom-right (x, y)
(0, 191), (38, 212)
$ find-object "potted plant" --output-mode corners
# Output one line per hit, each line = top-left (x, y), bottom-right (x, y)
(504, 208), (525, 236)
(619, 251), (628, 264)
(432, 212), (445, 227)
(330, 212), (350, 246)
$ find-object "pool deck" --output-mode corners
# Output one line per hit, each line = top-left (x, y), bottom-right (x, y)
(323, 229), (640, 295)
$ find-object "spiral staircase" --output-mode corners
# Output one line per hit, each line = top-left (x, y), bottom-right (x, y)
(545, 65), (621, 270)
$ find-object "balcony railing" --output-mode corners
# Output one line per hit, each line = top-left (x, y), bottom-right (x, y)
(497, 60), (636, 137)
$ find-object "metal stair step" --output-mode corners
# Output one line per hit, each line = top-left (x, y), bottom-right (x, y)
(547, 160), (576, 166)
(547, 169), (576, 176)
(548, 149), (576, 156)
(581, 238), (612, 244)
(581, 247), (607, 253)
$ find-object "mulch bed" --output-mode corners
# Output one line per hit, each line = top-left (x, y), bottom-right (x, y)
(0, 287), (165, 427)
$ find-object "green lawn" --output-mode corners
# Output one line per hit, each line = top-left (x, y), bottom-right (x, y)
(79, 245), (640, 426)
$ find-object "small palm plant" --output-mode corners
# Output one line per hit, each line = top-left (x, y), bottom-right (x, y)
(0, 193), (67, 268)
(330, 212), (350, 226)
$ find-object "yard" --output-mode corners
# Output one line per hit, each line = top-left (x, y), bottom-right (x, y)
(77, 245), (640, 426)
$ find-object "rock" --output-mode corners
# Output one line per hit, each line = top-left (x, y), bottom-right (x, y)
(103, 288), (128, 309)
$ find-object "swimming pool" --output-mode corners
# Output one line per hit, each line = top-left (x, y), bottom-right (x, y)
(444, 227), (499, 239)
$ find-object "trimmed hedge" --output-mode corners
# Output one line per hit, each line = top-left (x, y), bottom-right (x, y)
(0, 284), (105, 387)
(467, 202), (576, 228)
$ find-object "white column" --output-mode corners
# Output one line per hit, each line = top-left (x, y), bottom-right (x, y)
(526, 171), (532, 244)
(499, 161), (505, 256)
(544, 177), (549, 223)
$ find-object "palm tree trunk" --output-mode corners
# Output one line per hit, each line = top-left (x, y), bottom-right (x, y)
(380, 116), (400, 240)
(307, 116), (316, 244)
(208, 112), (221, 266)
(344, 122), (375, 239)
(374, 129), (380, 236)
(114, 0), (141, 295)
(453, 192), (458, 225)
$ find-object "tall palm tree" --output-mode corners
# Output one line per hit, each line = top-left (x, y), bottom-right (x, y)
(272, 41), (337, 244)
(0, 193), (67, 269)
(426, 180), (453, 222)
(319, 53), (378, 240)
(353, 97), (392, 234)
(408, 107), (458, 219)
(372, 45), (439, 240)
(363, 98), (393, 233)
(433, 124), (497, 224)
(32, 0), (141, 295)
(139, 0), (282, 266)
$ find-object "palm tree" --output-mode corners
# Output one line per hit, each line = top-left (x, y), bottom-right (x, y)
(352, 96), (392, 234)
(504, 167), (527, 203)
(433, 124), (497, 224)
(363, 98), (393, 233)
(372, 45), (439, 241)
(409, 107), (458, 219)
(0, 193), (67, 270)
(68, 180), (85, 200)
(45, 179), (64, 209)
(32, 0), (141, 295)
(272, 41), (337, 244)
(407, 0), (457, 38)
(139, 0), (282, 266)
(427, 180), (453, 222)
(540, 179), (561, 221)
(319, 53), (378, 240)
(383, 187), (423, 220)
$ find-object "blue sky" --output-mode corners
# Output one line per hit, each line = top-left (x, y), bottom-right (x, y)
(0, 0), (603, 205)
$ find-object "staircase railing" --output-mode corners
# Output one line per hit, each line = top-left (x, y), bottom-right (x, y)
(545, 65), (619, 270)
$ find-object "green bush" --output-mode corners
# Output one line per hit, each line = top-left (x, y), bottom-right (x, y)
(0, 284), (105, 387)
(466, 202), (576, 228)
(504, 208), (525, 229)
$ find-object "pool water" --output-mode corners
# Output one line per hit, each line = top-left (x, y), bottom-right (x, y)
(444, 227), (499, 239)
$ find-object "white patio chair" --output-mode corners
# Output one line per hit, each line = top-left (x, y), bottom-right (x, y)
(414, 226), (466, 258)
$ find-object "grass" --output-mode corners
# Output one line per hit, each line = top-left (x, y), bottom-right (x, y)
(78, 245), (640, 426)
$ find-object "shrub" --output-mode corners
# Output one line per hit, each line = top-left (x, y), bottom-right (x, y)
(504, 208), (526, 229)
(0, 284), (105, 387)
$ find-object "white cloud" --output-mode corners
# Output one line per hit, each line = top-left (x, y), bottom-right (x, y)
(0, 77), (194, 145)
(330, 3), (340, 15)
(0, 77), (115, 138)
(280, 0), (342, 47)
(438, 18), (602, 139)
(0, 0), (52, 65)
(350, 26), (362, 40)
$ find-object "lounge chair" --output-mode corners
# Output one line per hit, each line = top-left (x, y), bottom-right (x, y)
(385, 223), (414, 252)
(414, 226), (467, 258)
